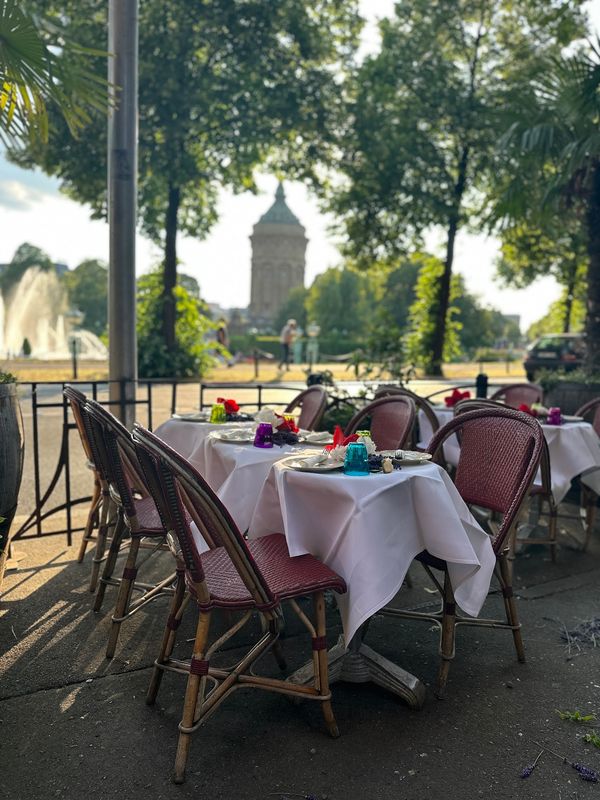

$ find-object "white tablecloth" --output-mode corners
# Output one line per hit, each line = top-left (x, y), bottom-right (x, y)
(542, 423), (600, 502)
(248, 462), (495, 645)
(154, 418), (299, 532)
(418, 409), (600, 504)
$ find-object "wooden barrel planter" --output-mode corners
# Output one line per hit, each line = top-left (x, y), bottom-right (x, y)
(0, 382), (24, 588)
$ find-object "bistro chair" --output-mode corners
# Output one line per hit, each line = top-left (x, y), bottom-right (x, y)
(63, 386), (115, 590)
(379, 407), (544, 698)
(284, 385), (327, 430)
(489, 383), (543, 408)
(374, 385), (440, 451)
(455, 398), (558, 562)
(131, 424), (347, 784)
(82, 400), (176, 659)
(574, 397), (600, 550)
(344, 395), (416, 451)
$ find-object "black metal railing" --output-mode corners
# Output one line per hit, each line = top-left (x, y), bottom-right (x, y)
(11, 374), (495, 545)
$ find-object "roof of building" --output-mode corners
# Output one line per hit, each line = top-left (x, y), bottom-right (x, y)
(257, 182), (302, 226)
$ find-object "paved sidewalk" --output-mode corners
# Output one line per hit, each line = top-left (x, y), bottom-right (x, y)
(1, 519), (599, 800)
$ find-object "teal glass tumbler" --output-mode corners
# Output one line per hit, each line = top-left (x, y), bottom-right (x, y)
(343, 442), (370, 476)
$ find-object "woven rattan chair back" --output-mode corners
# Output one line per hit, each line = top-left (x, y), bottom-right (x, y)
(284, 386), (327, 430)
(132, 424), (276, 612)
(489, 383), (543, 408)
(83, 399), (146, 520)
(374, 386), (440, 448)
(64, 385), (96, 465)
(345, 395), (416, 450)
(575, 396), (600, 437)
(427, 407), (544, 554)
(455, 398), (552, 497)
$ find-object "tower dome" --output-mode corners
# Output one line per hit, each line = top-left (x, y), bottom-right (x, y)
(249, 182), (307, 324)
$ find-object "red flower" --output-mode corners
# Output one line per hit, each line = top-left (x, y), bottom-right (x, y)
(217, 397), (239, 414)
(276, 415), (299, 434)
(518, 403), (535, 416)
(444, 389), (471, 407)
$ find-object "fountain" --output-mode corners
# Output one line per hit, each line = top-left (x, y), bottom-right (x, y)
(1, 266), (108, 360)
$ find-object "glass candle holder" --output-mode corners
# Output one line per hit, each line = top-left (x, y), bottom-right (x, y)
(210, 403), (226, 424)
(343, 442), (370, 476)
(254, 422), (274, 448)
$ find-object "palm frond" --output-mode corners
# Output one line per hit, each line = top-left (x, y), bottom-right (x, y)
(0, 0), (113, 147)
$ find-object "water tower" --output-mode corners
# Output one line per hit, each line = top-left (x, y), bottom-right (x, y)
(249, 182), (307, 326)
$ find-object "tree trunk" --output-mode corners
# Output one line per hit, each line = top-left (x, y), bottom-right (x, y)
(562, 261), (577, 333)
(585, 162), (600, 373)
(162, 184), (180, 351)
(428, 146), (469, 376)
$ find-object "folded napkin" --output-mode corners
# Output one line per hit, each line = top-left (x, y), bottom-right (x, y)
(444, 388), (471, 407)
(324, 425), (358, 452)
(254, 406), (299, 433)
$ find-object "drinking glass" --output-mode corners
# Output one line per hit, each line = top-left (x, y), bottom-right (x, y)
(343, 442), (370, 476)
(210, 403), (226, 424)
(254, 423), (274, 448)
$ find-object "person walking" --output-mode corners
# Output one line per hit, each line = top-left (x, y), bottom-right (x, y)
(278, 319), (296, 370)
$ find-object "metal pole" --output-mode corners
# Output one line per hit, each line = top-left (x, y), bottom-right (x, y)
(108, 0), (138, 427)
(71, 337), (78, 379)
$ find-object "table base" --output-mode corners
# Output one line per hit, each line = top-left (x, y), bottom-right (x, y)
(287, 633), (426, 709)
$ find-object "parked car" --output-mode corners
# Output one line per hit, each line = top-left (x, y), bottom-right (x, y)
(523, 333), (585, 381)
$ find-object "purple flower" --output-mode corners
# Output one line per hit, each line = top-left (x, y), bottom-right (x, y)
(521, 749), (544, 779)
(571, 762), (599, 782)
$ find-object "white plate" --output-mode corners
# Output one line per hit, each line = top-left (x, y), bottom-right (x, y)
(172, 412), (210, 422)
(302, 431), (335, 445)
(280, 455), (343, 473)
(379, 450), (433, 465)
(210, 430), (256, 443)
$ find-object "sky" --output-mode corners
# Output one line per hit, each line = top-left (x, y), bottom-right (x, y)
(1, 0), (599, 332)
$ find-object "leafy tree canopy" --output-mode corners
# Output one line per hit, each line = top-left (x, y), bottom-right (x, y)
(326, 0), (586, 374)
(11, 0), (362, 351)
(273, 285), (309, 334)
(495, 40), (600, 370)
(63, 258), (107, 336)
(305, 266), (374, 338)
(0, 241), (53, 294)
(136, 268), (214, 379)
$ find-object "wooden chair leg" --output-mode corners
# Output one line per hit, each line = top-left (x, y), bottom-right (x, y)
(582, 487), (597, 551)
(173, 611), (212, 785)
(89, 489), (112, 592)
(147, 572), (187, 705)
(548, 504), (558, 563)
(93, 511), (126, 612)
(313, 591), (339, 738)
(435, 570), (456, 699)
(77, 479), (102, 563)
(106, 537), (141, 659)
(498, 553), (525, 662)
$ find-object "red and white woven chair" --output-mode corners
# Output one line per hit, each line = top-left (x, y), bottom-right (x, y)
(132, 424), (347, 784)
(380, 407), (544, 698)
(489, 383), (543, 408)
(344, 395), (416, 451)
(82, 400), (176, 659)
(284, 385), (328, 430)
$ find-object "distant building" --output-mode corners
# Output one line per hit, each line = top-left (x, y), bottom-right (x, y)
(249, 182), (307, 326)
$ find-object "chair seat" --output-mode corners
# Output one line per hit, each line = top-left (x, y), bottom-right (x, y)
(131, 494), (193, 537)
(188, 533), (347, 609)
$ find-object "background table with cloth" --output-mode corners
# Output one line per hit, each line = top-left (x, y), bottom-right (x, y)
(418, 408), (600, 503)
